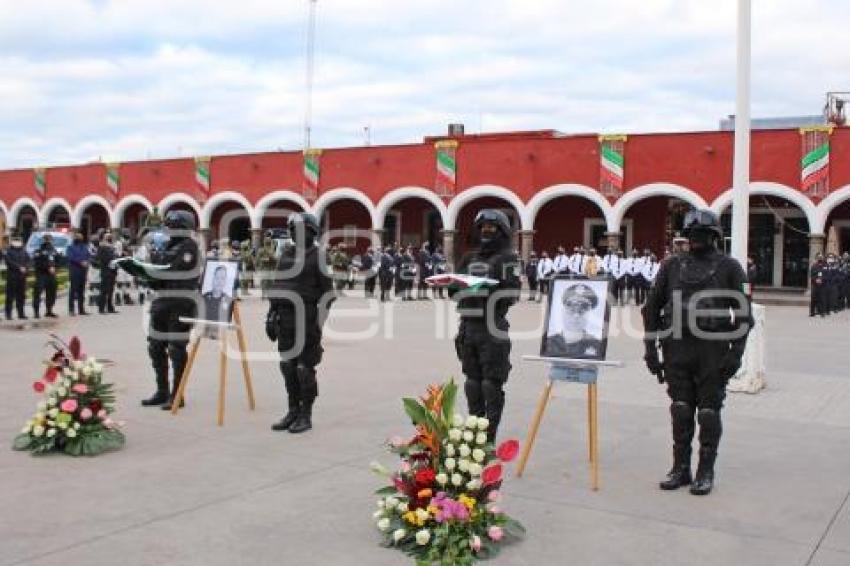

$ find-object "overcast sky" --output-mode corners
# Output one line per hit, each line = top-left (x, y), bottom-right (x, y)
(0, 0), (847, 168)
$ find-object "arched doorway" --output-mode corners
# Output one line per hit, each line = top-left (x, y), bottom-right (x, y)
(77, 202), (111, 237)
(320, 199), (374, 255)
(45, 203), (71, 228)
(719, 195), (811, 288)
(454, 196), (522, 261)
(13, 204), (38, 241)
(208, 200), (252, 246)
(822, 199), (850, 255)
(620, 196), (692, 256)
(533, 196), (609, 256)
(259, 200), (304, 231)
(380, 197), (444, 251)
(120, 203), (151, 239)
(159, 198), (201, 231)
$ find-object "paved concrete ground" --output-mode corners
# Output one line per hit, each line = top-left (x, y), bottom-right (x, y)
(1, 293), (848, 566)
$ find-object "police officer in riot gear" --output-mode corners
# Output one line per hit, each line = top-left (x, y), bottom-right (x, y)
(32, 234), (59, 318)
(142, 210), (201, 409)
(453, 210), (521, 442)
(266, 212), (335, 434)
(642, 209), (752, 496)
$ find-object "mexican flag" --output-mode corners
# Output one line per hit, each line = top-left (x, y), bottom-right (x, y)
(111, 257), (169, 283)
(426, 273), (498, 292)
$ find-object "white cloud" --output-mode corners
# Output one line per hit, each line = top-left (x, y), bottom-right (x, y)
(0, 0), (846, 167)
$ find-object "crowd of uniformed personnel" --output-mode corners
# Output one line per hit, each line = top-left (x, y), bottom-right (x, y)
(808, 251), (850, 317)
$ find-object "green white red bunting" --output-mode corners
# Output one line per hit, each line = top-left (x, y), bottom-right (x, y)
(801, 142), (829, 189)
(106, 163), (120, 196)
(195, 156), (211, 194)
(434, 140), (458, 197)
(799, 126), (832, 196)
(303, 149), (321, 201)
(33, 167), (46, 199)
(599, 135), (626, 193)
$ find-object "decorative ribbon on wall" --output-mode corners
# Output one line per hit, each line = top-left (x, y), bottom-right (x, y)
(800, 126), (833, 198)
(195, 156), (211, 200)
(33, 167), (46, 202)
(599, 134), (627, 198)
(303, 148), (322, 202)
(434, 140), (459, 198)
(105, 162), (120, 202)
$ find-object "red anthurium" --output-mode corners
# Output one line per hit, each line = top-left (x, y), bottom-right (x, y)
(33, 381), (45, 393)
(482, 463), (503, 486)
(43, 367), (59, 384)
(68, 336), (82, 360)
(496, 439), (520, 463)
(414, 468), (436, 488)
(89, 399), (103, 413)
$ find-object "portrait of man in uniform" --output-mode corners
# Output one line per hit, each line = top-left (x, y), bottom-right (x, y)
(201, 260), (237, 324)
(541, 277), (611, 360)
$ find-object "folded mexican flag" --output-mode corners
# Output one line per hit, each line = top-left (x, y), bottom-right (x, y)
(425, 273), (499, 292)
(111, 257), (168, 282)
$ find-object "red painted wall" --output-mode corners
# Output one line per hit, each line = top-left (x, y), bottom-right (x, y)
(534, 196), (604, 255)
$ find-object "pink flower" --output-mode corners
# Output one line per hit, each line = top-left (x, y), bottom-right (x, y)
(400, 461), (412, 473)
(496, 439), (520, 463)
(487, 526), (504, 541)
(60, 399), (78, 413)
(71, 383), (88, 394)
(470, 535), (482, 552)
(96, 409), (107, 419)
(482, 463), (503, 486)
(488, 505), (502, 515)
(487, 490), (502, 502)
(79, 408), (93, 421)
(33, 381), (45, 393)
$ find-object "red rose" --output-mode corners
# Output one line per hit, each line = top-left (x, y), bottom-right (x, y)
(414, 468), (436, 487)
(33, 381), (45, 393)
(496, 439), (520, 463)
(482, 463), (503, 486)
(89, 399), (103, 413)
(43, 367), (59, 384)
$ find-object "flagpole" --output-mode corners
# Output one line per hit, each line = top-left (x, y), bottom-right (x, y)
(730, 0), (751, 268)
(304, 0), (318, 150)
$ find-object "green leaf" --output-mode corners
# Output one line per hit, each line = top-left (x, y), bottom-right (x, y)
(374, 486), (398, 496)
(12, 433), (32, 451)
(502, 518), (526, 539)
(441, 379), (457, 424)
(402, 398), (428, 427)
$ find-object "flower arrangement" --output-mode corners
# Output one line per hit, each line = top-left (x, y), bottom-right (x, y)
(13, 335), (125, 457)
(371, 380), (525, 565)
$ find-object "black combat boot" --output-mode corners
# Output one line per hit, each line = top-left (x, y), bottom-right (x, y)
(162, 345), (188, 410)
(272, 398), (300, 431)
(288, 402), (313, 434)
(289, 366), (317, 433)
(660, 401), (695, 490)
(690, 408), (722, 496)
(272, 364), (302, 431)
(143, 346), (170, 406)
(482, 379), (505, 443)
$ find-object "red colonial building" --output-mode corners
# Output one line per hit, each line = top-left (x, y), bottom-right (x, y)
(2, 125), (849, 288)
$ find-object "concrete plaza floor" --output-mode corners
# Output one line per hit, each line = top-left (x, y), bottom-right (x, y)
(1, 293), (848, 566)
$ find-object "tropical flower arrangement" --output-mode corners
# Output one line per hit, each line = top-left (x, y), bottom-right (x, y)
(371, 379), (525, 565)
(13, 335), (125, 457)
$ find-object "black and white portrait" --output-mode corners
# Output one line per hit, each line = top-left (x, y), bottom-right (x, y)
(541, 276), (611, 360)
(200, 260), (237, 324)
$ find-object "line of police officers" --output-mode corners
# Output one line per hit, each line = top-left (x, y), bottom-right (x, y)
(809, 251), (850, 317)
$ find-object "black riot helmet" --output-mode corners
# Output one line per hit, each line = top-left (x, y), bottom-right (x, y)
(163, 210), (196, 231)
(682, 209), (722, 240)
(473, 209), (512, 253)
(288, 212), (320, 248)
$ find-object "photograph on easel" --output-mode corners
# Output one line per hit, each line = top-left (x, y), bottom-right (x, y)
(541, 276), (612, 360)
(200, 260), (238, 324)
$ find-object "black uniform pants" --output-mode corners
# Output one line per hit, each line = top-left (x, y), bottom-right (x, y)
(613, 277), (625, 304)
(277, 304), (323, 404)
(99, 275), (116, 312)
(5, 274), (26, 318)
(68, 268), (86, 314)
(527, 277), (538, 299)
(364, 275), (376, 296)
(810, 284), (826, 316)
(379, 275), (392, 301)
(456, 318), (511, 440)
(537, 278), (549, 300)
(147, 297), (196, 394)
(33, 273), (57, 315)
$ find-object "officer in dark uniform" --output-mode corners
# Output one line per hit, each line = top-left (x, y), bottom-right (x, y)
(66, 230), (91, 315)
(266, 213), (335, 434)
(544, 283), (604, 358)
(4, 234), (30, 320)
(417, 243), (433, 300)
(453, 210), (521, 441)
(431, 246), (447, 299)
(142, 210), (201, 409)
(525, 251), (539, 301)
(32, 234), (59, 318)
(96, 233), (118, 314)
(824, 253), (840, 314)
(400, 246), (417, 301)
(378, 246), (394, 302)
(809, 254), (827, 317)
(362, 247), (376, 298)
(642, 209), (752, 496)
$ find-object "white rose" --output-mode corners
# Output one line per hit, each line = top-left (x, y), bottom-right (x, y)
(472, 449), (486, 463)
(35, 411), (45, 420)
(466, 479), (481, 491)
(63, 378), (72, 387)
(46, 428), (56, 438)
(72, 360), (83, 370)
(47, 397), (57, 407)
(32, 425), (45, 437)
(57, 387), (67, 396)
(372, 510), (384, 520)
(415, 508), (429, 522)
(376, 500), (385, 509)
(48, 408), (59, 418)
(477, 417), (490, 432)
(444, 458), (456, 471)
(463, 430), (474, 443)
(415, 529), (431, 546)
(451, 473), (463, 486)
(446, 444), (456, 457)
(377, 518), (391, 532)
(92, 362), (104, 374)
(36, 401), (47, 412)
(66, 428), (77, 438)
(459, 444), (471, 458)
(436, 473), (448, 485)
(448, 429), (462, 442)
(468, 463), (482, 477)
(452, 414), (464, 427)
(393, 529), (406, 543)
(476, 432), (487, 445)
(465, 415), (479, 430)
(57, 421), (68, 430)
(397, 502), (409, 513)
(385, 497), (399, 509)
(73, 422), (81, 430)
(20, 425), (31, 434)
(458, 459), (470, 473)
(46, 420), (55, 427)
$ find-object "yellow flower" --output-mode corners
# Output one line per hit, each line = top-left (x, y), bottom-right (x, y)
(403, 511), (418, 525)
(458, 494), (476, 510)
(427, 505), (439, 516)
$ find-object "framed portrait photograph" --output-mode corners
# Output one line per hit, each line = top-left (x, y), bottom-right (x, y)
(200, 259), (239, 324)
(540, 275), (612, 360)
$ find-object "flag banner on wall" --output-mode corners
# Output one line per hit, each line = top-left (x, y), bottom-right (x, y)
(105, 162), (120, 200)
(599, 135), (627, 198)
(195, 156), (211, 199)
(33, 167), (46, 201)
(800, 126), (832, 198)
(303, 148), (322, 202)
(434, 140), (458, 198)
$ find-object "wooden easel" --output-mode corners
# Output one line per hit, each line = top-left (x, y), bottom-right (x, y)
(171, 301), (256, 426)
(515, 355), (622, 491)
